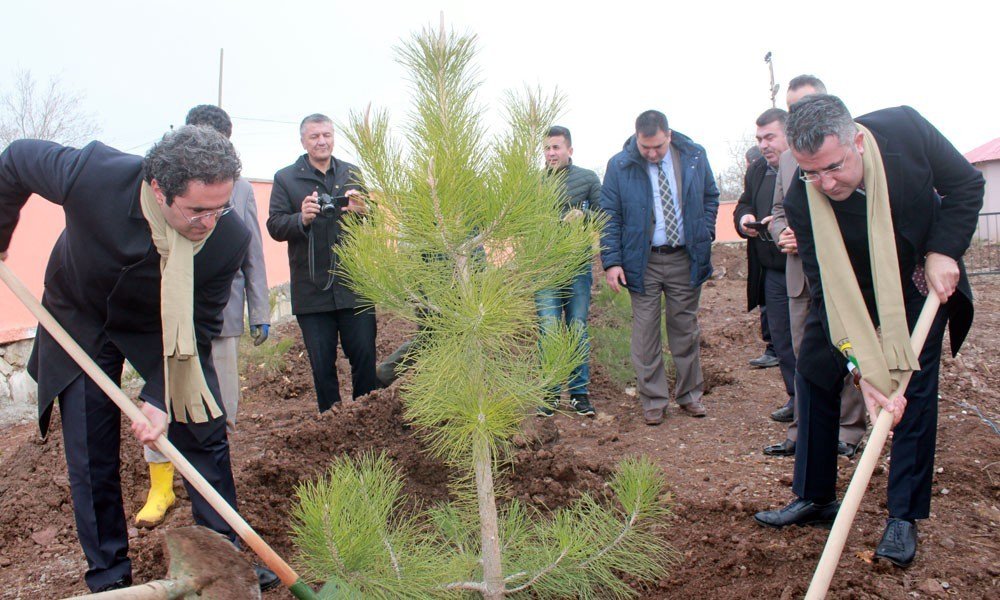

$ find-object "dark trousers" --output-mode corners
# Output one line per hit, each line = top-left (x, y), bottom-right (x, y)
(760, 306), (775, 356)
(297, 307), (378, 412)
(763, 268), (795, 404)
(60, 341), (237, 591)
(792, 305), (948, 520)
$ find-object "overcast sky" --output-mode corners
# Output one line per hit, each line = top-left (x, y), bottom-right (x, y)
(3, 0), (997, 180)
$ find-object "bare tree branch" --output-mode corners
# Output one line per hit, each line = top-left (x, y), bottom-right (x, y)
(0, 70), (101, 150)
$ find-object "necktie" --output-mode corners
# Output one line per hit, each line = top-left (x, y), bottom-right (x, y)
(657, 163), (681, 247)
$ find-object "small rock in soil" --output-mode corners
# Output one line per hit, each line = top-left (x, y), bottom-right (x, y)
(917, 578), (946, 597)
(30, 526), (58, 545)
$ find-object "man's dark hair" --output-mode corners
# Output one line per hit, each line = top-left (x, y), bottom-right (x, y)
(144, 125), (241, 205)
(635, 110), (669, 137)
(300, 113), (333, 136)
(546, 125), (572, 147)
(185, 104), (233, 139)
(785, 94), (855, 155)
(755, 108), (788, 128)
(745, 145), (763, 163)
(788, 74), (827, 95)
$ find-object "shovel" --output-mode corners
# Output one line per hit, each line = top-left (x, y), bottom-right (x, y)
(805, 293), (941, 599)
(0, 262), (318, 600)
(71, 526), (260, 599)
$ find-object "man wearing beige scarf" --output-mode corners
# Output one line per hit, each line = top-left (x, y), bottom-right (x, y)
(754, 95), (983, 569)
(0, 126), (277, 592)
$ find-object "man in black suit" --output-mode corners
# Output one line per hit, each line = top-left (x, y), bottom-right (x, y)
(753, 95), (983, 568)
(0, 126), (278, 592)
(267, 113), (378, 413)
(734, 108), (795, 424)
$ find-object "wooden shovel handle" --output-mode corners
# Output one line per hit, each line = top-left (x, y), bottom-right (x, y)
(0, 262), (318, 600)
(805, 293), (942, 599)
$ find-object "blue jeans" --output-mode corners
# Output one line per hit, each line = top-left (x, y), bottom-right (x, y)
(536, 269), (592, 395)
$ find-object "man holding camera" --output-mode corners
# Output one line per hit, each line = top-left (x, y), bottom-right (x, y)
(267, 114), (378, 412)
(734, 108), (796, 427)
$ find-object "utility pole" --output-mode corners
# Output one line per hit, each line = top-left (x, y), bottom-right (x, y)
(764, 51), (779, 108)
(217, 48), (224, 108)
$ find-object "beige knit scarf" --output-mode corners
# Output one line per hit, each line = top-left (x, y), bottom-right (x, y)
(139, 181), (223, 423)
(805, 124), (920, 396)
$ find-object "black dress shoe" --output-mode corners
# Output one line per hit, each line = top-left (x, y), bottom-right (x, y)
(754, 497), (840, 529)
(256, 565), (281, 592)
(770, 405), (794, 422)
(874, 518), (917, 568)
(749, 353), (780, 368)
(93, 574), (133, 592)
(837, 441), (859, 458)
(763, 439), (796, 456)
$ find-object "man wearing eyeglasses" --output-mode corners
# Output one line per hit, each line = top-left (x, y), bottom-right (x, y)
(134, 106), (272, 537)
(763, 76), (867, 459)
(0, 126), (280, 592)
(754, 94), (983, 569)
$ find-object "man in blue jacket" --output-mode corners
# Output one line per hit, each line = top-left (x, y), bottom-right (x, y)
(600, 110), (719, 425)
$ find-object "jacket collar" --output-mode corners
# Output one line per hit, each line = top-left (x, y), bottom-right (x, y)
(622, 129), (698, 166)
(129, 175), (149, 221)
(295, 153), (343, 178)
(547, 158), (574, 176)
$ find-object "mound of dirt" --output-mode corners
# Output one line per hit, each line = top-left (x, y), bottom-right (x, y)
(1, 245), (998, 599)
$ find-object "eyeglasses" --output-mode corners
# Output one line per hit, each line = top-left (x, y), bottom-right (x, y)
(798, 150), (849, 183)
(176, 203), (233, 225)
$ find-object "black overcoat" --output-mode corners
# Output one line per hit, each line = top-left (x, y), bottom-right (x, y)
(266, 154), (363, 314)
(785, 106), (984, 392)
(0, 140), (250, 437)
(734, 156), (785, 311)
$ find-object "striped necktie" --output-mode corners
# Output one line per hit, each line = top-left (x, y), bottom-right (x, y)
(657, 162), (681, 247)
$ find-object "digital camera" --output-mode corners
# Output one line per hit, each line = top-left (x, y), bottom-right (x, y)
(316, 193), (349, 217)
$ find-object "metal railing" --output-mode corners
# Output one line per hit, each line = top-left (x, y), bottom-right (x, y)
(967, 212), (1000, 275)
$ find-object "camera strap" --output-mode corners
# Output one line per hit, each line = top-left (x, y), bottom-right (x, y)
(307, 225), (336, 291)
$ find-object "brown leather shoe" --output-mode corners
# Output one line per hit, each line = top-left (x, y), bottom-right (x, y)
(643, 408), (664, 426)
(679, 401), (707, 418)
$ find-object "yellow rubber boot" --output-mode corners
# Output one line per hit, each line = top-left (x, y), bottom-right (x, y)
(134, 462), (176, 528)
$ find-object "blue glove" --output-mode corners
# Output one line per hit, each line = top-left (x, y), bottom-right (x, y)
(250, 324), (270, 346)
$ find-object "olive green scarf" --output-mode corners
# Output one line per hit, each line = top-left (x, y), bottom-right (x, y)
(139, 181), (223, 423)
(805, 124), (920, 396)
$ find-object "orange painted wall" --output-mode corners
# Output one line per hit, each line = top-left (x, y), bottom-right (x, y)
(0, 185), (293, 343)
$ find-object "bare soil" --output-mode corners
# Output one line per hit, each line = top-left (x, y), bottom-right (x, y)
(0, 244), (997, 599)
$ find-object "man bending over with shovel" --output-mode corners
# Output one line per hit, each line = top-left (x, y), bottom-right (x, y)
(0, 127), (279, 592)
(753, 95), (983, 568)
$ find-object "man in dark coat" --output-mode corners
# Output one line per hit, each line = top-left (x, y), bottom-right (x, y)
(535, 125), (602, 418)
(267, 113), (378, 413)
(754, 95), (983, 569)
(734, 108), (795, 424)
(0, 126), (277, 592)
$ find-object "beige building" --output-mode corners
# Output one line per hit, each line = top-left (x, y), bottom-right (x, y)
(966, 137), (1000, 242)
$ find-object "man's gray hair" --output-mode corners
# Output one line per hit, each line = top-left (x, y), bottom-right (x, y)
(143, 125), (241, 205)
(785, 94), (856, 155)
(300, 113), (333, 136)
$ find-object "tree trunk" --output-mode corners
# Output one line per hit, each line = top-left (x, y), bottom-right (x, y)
(475, 439), (504, 599)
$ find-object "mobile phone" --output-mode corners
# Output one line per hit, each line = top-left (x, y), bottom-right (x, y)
(746, 221), (769, 232)
(334, 195), (350, 208)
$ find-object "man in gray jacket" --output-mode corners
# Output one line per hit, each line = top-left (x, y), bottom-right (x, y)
(136, 105), (271, 532)
(536, 126), (601, 417)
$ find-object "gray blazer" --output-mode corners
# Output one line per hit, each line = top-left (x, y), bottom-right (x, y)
(769, 149), (806, 297)
(221, 178), (270, 337)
